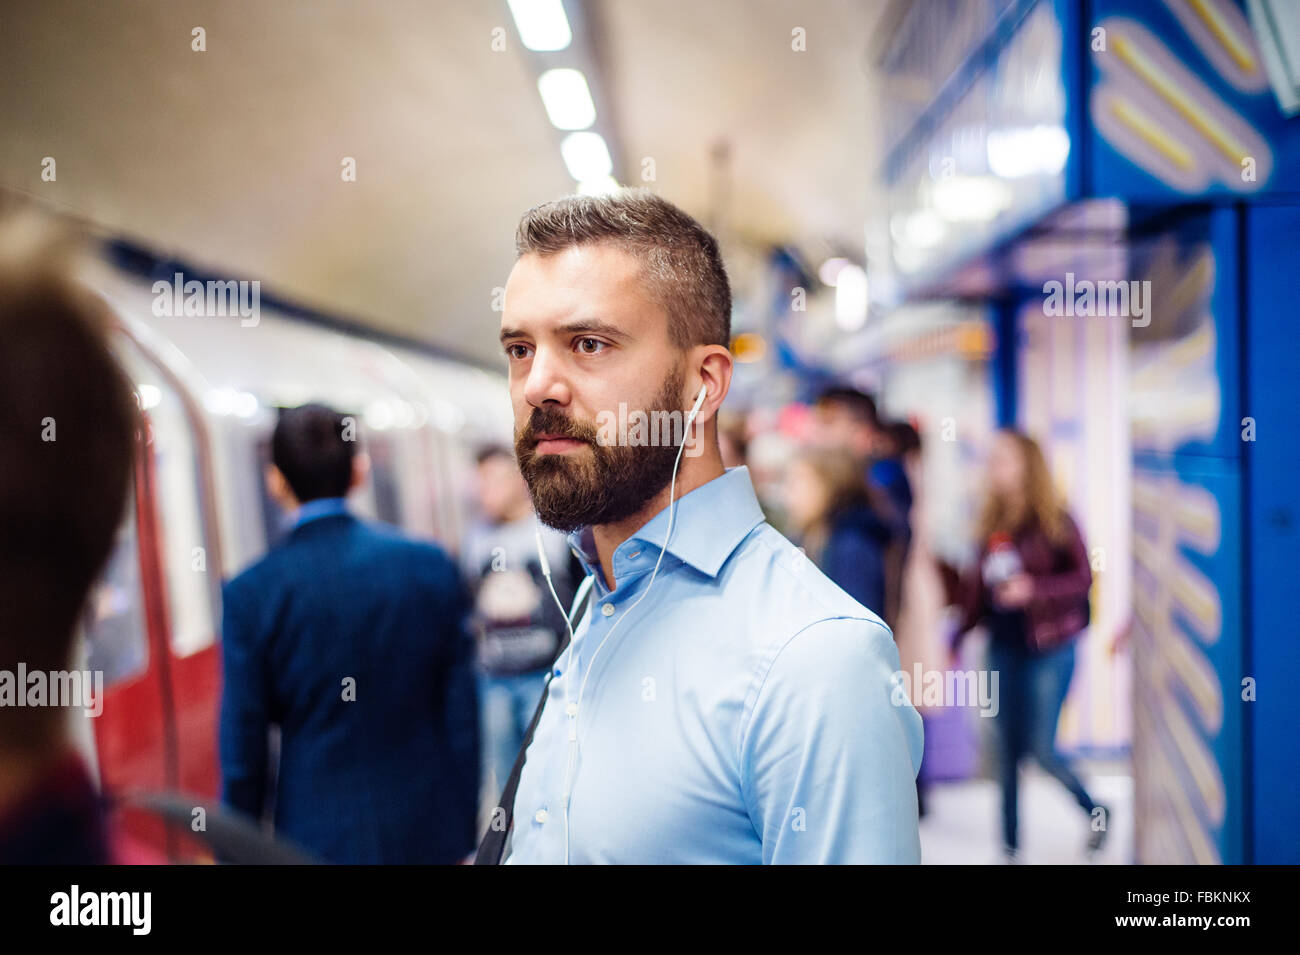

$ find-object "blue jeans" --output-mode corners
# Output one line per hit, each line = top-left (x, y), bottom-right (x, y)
(986, 635), (1096, 851)
(478, 669), (549, 794)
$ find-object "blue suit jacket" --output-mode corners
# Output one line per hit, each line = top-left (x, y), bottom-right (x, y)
(219, 512), (479, 864)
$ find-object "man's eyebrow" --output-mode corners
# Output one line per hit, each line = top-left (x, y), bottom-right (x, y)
(554, 319), (628, 340)
(500, 320), (628, 344)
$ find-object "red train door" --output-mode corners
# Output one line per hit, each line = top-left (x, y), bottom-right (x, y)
(92, 326), (226, 860)
(89, 411), (177, 855)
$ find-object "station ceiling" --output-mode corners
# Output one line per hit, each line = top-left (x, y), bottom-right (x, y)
(0, 0), (888, 365)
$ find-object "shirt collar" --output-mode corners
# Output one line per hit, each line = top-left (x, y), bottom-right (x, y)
(292, 496), (350, 528)
(565, 466), (765, 581)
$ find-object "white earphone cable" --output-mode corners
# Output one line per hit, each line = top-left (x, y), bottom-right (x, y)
(535, 385), (707, 864)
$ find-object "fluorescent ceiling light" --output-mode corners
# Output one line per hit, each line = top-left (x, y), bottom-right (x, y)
(835, 264), (869, 331)
(930, 175), (1013, 222)
(987, 125), (1070, 178)
(561, 131), (612, 181)
(818, 257), (851, 286)
(507, 0), (572, 51)
(538, 68), (596, 130)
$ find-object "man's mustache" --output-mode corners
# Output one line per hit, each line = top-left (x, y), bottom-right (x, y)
(521, 407), (598, 446)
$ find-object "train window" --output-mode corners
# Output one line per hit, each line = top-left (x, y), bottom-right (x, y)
(82, 496), (149, 686)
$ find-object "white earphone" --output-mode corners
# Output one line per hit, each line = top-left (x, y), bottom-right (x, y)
(687, 380), (709, 420)
(533, 382), (708, 862)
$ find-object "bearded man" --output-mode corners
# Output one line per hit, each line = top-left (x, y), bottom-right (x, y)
(480, 189), (922, 865)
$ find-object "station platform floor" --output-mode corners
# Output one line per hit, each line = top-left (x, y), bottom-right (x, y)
(920, 761), (1134, 864)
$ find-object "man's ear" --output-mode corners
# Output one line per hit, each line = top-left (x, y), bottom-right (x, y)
(692, 345), (734, 426)
(350, 451), (371, 492)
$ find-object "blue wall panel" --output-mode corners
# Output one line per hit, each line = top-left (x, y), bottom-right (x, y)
(1244, 202), (1300, 863)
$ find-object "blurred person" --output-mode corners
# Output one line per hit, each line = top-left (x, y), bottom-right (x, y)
(461, 446), (576, 798)
(811, 386), (877, 463)
(782, 448), (893, 613)
(0, 217), (136, 863)
(814, 387), (913, 519)
(786, 442), (932, 820)
(876, 418), (920, 628)
(220, 403), (479, 864)
(952, 429), (1106, 862)
(879, 420), (921, 538)
(873, 419), (917, 519)
(483, 190), (921, 864)
(812, 386), (910, 626)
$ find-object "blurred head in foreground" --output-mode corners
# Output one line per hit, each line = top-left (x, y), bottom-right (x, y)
(0, 210), (136, 779)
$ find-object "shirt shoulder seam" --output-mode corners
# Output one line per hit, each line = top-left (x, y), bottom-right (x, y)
(734, 611), (891, 809)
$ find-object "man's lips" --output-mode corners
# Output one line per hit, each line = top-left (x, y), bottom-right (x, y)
(532, 433), (588, 455)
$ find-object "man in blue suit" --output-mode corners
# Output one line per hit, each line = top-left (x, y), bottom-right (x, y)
(219, 403), (479, 864)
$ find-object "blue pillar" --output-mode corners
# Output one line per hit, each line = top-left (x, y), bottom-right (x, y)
(991, 297), (1019, 428)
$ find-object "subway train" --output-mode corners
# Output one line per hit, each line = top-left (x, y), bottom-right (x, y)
(73, 259), (512, 857)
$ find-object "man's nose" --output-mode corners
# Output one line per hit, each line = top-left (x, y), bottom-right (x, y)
(522, 346), (572, 409)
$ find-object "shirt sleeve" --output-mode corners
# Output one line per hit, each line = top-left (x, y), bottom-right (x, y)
(739, 617), (923, 864)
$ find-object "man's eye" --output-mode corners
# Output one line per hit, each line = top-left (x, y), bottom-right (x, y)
(577, 338), (606, 354)
(505, 343), (532, 360)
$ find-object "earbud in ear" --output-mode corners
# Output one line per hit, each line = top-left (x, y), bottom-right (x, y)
(689, 384), (708, 418)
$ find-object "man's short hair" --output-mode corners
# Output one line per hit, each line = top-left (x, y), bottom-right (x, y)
(0, 217), (137, 676)
(514, 188), (731, 350)
(271, 403), (356, 503)
(816, 386), (880, 429)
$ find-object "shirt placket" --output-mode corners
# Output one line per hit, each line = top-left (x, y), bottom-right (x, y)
(548, 543), (656, 860)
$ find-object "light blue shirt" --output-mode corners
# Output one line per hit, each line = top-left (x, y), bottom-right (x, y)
(506, 466), (923, 864)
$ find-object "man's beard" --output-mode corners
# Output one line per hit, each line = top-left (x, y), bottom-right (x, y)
(515, 368), (686, 533)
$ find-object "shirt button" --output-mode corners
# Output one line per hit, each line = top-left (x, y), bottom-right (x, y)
(565, 701), (579, 716)
(534, 809), (548, 824)
(601, 603), (615, 617)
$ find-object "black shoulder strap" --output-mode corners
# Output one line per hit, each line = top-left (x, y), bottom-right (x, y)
(474, 574), (593, 865)
(113, 791), (318, 864)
